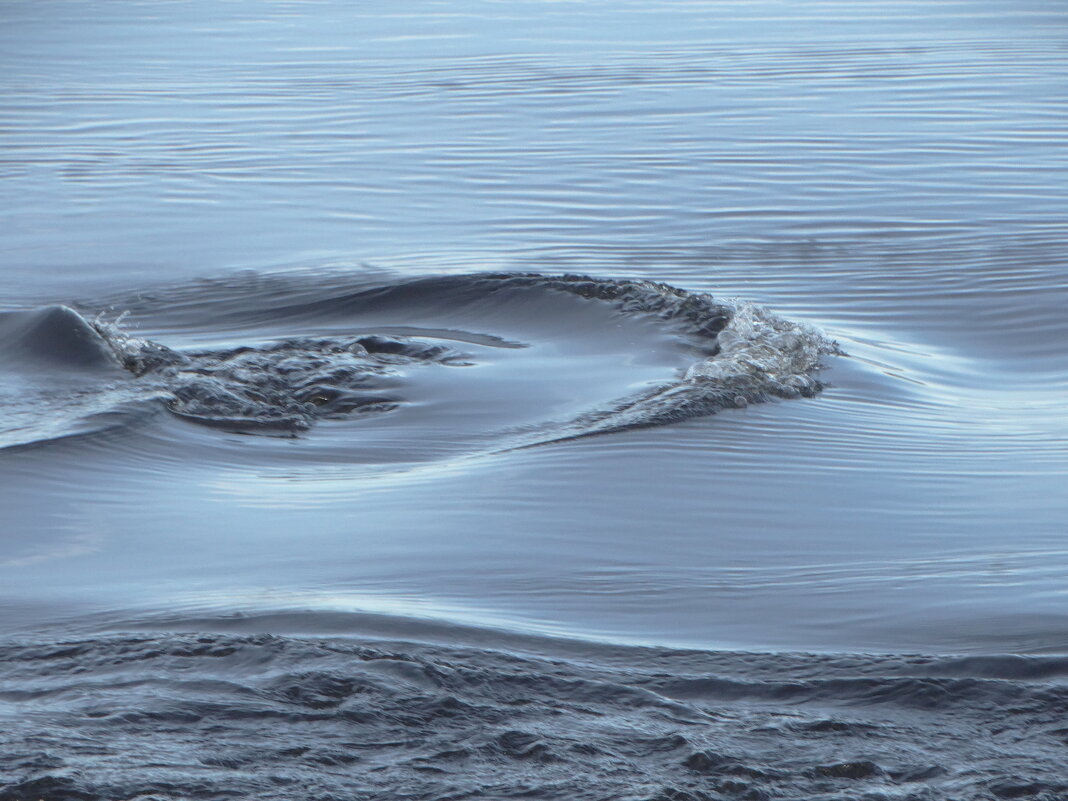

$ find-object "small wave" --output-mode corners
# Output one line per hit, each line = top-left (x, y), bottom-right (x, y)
(0, 306), (161, 450)
(0, 304), (124, 372)
(2, 273), (837, 450)
(551, 293), (837, 441)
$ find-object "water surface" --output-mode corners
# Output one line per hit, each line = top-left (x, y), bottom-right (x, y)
(2, 1), (1068, 797)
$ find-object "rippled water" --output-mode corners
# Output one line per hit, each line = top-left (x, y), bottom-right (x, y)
(3, 1), (1068, 797)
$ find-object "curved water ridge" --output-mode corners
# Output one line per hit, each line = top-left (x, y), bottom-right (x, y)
(1, 273), (837, 451)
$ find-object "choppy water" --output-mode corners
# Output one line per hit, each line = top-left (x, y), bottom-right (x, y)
(3, 1), (1068, 798)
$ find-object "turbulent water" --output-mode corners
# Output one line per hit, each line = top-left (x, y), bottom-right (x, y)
(1, 273), (833, 449)
(3, 1), (1068, 799)
(5, 625), (1068, 800)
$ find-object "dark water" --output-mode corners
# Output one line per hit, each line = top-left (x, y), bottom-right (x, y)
(3, 1), (1068, 798)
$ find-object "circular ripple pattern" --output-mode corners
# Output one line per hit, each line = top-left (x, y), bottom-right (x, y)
(95, 272), (835, 440)
(1, 272), (836, 450)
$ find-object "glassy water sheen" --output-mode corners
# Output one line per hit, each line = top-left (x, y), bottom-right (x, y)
(2, 2), (1068, 798)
